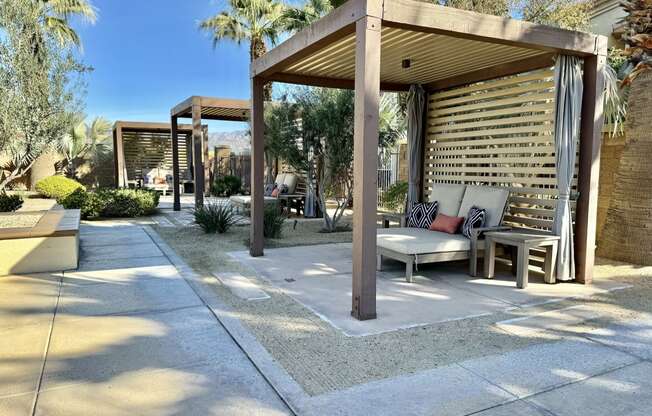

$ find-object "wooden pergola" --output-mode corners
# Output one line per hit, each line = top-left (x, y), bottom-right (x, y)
(170, 96), (250, 211)
(249, 0), (608, 320)
(113, 121), (199, 189)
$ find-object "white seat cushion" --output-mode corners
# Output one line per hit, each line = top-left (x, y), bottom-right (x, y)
(274, 173), (286, 186)
(457, 186), (509, 227)
(229, 195), (277, 205)
(429, 184), (466, 216)
(377, 227), (470, 255)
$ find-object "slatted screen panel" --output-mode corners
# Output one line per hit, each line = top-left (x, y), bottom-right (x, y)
(425, 68), (578, 231)
(123, 132), (191, 181)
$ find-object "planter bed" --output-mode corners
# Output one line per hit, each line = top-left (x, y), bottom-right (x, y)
(0, 209), (80, 276)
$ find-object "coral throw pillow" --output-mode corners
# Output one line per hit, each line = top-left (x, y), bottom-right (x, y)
(271, 187), (280, 197)
(429, 213), (464, 234)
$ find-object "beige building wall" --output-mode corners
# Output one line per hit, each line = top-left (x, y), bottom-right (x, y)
(590, 0), (626, 48)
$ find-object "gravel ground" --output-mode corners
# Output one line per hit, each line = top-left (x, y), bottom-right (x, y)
(0, 213), (43, 228)
(155, 223), (652, 396)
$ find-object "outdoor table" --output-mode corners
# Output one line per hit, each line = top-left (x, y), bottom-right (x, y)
(483, 230), (560, 289)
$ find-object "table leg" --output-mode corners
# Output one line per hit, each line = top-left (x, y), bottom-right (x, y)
(484, 238), (496, 279)
(383, 219), (390, 228)
(510, 246), (518, 276)
(377, 254), (383, 271)
(544, 242), (558, 284)
(516, 245), (529, 289)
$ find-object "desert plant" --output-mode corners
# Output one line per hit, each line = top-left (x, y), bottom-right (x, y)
(381, 181), (408, 212)
(35, 175), (84, 200)
(193, 203), (236, 233)
(263, 204), (286, 238)
(0, 191), (23, 212)
(212, 175), (242, 197)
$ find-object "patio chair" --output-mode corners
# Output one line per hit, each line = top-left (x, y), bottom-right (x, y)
(376, 184), (510, 282)
(143, 167), (173, 195)
(229, 172), (304, 214)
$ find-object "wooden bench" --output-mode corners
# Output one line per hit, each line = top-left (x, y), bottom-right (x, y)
(0, 209), (80, 276)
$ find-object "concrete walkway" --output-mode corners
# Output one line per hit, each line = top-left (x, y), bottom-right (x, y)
(0, 222), (290, 416)
(2, 221), (651, 415)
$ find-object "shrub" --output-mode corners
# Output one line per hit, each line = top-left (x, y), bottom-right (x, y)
(35, 176), (84, 200)
(264, 205), (286, 238)
(193, 203), (235, 233)
(212, 175), (242, 197)
(60, 188), (159, 219)
(100, 188), (159, 217)
(381, 181), (408, 212)
(0, 191), (23, 212)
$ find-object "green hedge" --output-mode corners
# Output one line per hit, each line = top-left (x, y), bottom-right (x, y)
(212, 175), (242, 197)
(60, 188), (160, 219)
(0, 191), (23, 212)
(35, 176), (84, 200)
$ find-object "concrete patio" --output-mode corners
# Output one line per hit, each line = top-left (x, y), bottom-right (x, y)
(2, 221), (652, 415)
(230, 243), (629, 336)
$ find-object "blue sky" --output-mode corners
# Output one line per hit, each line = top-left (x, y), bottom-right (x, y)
(73, 0), (257, 132)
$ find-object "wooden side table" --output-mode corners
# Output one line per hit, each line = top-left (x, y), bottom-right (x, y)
(378, 212), (406, 228)
(484, 231), (560, 289)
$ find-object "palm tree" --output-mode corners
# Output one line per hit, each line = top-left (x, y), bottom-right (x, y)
(200, 0), (288, 100)
(282, 0), (332, 32)
(36, 0), (97, 47)
(58, 115), (111, 180)
(619, 0), (651, 86)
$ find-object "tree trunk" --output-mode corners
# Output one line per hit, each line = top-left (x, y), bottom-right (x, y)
(597, 71), (652, 265)
(250, 37), (272, 101)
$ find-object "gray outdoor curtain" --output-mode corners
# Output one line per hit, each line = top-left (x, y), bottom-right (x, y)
(552, 55), (583, 281)
(406, 84), (426, 213)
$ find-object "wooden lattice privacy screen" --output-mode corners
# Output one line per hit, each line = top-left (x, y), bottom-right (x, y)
(122, 131), (191, 182)
(425, 68), (578, 230)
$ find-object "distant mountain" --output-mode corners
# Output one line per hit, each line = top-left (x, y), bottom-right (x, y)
(208, 130), (250, 155)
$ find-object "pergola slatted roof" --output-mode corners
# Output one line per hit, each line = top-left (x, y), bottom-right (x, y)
(170, 96), (250, 121)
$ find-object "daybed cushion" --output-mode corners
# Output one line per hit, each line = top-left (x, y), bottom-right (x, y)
(274, 173), (286, 186)
(429, 184), (466, 216)
(457, 186), (509, 227)
(377, 227), (470, 255)
(282, 174), (298, 194)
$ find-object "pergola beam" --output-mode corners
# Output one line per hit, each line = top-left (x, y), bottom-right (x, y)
(269, 72), (410, 92)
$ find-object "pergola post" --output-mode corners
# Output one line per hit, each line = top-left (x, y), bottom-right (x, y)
(171, 116), (181, 211)
(113, 124), (125, 188)
(192, 103), (204, 208)
(250, 76), (265, 257)
(203, 126), (210, 195)
(351, 15), (381, 321)
(575, 50), (607, 284)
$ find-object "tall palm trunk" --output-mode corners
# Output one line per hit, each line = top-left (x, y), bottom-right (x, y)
(250, 36), (272, 100)
(597, 71), (652, 265)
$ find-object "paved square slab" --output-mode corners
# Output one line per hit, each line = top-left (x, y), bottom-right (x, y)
(63, 264), (180, 286)
(474, 400), (552, 415)
(461, 338), (639, 398)
(496, 305), (604, 336)
(58, 277), (202, 318)
(302, 363), (514, 416)
(0, 392), (34, 416)
(213, 273), (270, 301)
(36, 361), (289, 416)
(80, 243), (163, 262)
(0, 324), (50, 397)
(0, 273), (60, 330)
(80, 229), (152, 247)
(41, 307), (233, 391)
(77, 255), (171, 272)
(529, 362), (652, 416)
(585, 317), (652, 360)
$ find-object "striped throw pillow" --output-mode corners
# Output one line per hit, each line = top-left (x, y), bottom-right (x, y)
(462, 206), (486, 238)
(407, 202), (438, 229)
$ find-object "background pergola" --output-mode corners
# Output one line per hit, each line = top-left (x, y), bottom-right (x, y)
(113, 121), (200, 189)
(170, 96), (250, 210)
(249, 0), (608, 320)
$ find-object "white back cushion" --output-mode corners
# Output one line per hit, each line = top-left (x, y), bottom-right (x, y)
(274, 173), (286, 186)
(457, 186), (509, 227)
(429, 184), (466, 216)
(283, 174), (298, 194)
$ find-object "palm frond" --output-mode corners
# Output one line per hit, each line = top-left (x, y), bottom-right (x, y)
(603, 64), (628, 137)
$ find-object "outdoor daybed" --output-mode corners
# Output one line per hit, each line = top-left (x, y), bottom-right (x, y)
(377, 184), (510, 282)
(230, 173), (305, 214)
